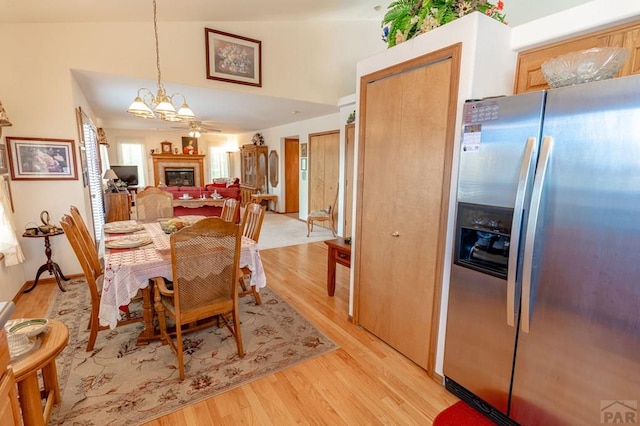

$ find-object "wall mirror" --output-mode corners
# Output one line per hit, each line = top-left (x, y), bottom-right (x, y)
(269, 150), (278, 188)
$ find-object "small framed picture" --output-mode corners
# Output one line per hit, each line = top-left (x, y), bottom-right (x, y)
(300, 143), (308, 157)
(181, 137), (198, 155)
(6, 137), (77, 181)
(205, 28), (262, 87)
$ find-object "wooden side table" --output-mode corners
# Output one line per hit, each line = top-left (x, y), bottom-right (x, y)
(324, 238), (351, 296)
(22, 230), (69, 293)
(9, 319), (69, 426)
(250, 194), (278, 212)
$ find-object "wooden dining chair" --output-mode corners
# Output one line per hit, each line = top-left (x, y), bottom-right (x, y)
(152, 217), (244, 381)
(135, 187), (173, 220)
(220, 198), (240, 223)
(238, 202), (266, 305)
(60, 214), (143, 352)
(70, 205), (102, 276)
(307, 185), (338, 237)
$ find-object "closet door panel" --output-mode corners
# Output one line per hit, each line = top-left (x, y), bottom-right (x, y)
(358, 55), (455, 370)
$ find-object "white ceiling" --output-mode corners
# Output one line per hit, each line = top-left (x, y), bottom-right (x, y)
(2, 0), (592, 135)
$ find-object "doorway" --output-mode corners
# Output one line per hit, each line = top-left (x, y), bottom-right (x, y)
(284, 137), (299, 213)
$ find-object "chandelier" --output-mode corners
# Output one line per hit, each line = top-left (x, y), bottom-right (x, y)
(127, 0), (196, 122)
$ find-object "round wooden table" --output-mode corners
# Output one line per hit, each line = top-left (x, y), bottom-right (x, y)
(22, 230), (69, 293)
(9, 319), (69, 426)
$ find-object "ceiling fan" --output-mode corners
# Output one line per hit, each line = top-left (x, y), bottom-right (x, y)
(171, 120), (221, 137)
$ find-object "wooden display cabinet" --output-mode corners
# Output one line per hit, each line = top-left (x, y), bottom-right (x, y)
(104, 191), (131, 223)
(514, 20), (640, 94)
(240, 144), (268, 206)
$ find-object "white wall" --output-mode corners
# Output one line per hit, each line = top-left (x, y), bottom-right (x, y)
(0, 19), (383, 300)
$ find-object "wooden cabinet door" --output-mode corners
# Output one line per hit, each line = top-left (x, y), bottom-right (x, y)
(514, 20), (640, 94)
(356, 45), (459, 371)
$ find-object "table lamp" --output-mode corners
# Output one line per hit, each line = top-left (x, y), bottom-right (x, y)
(103, 169), (119, 193)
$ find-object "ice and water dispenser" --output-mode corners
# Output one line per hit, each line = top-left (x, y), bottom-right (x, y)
(454, 203), (513, 279)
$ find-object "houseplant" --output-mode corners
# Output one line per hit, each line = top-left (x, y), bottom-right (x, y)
(382, 0), (507, 48)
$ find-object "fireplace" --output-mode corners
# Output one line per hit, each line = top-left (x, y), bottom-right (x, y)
(151, 153), (205, 187)
(165, 168), (195, 186)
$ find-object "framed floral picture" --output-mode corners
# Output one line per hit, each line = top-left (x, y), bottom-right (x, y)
(5, 136), (78, 180)
(205, 28), (262, 87)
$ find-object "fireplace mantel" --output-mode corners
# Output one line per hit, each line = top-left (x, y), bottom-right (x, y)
(151, 153), (205, 186)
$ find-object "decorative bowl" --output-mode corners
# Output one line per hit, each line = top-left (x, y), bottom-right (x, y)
(541, 47), (629, 88)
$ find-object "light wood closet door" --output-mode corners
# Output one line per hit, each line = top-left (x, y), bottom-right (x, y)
(309, 131), (339, 225)
(356, 46), (459, 371)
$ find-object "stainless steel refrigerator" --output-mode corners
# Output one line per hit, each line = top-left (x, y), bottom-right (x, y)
(443, 74), (640, 425)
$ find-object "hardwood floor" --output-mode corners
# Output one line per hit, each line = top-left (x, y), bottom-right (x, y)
(12, 241), (458, 424)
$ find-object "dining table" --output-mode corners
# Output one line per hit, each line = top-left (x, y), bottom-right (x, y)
(98, 216), (267, 345)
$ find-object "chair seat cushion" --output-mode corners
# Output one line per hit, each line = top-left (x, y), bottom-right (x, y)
(309, 209), (330, 218)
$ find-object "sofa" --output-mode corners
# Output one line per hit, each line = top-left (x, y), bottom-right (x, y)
(148, 179), (241, 218)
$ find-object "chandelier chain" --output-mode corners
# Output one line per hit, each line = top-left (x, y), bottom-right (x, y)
(127, 0), (196, 122)
(153, 0), (162, 90)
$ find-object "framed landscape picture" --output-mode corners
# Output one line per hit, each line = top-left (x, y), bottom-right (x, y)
(205, 28), (262, 87)
(6, 136), (78, 180)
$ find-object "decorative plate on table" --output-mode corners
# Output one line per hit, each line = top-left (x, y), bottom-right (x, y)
(104, 224), (144, 234)
(179, 195), (193, 200)
(8, 318), (49, 337)
(105, 236), (153, 249)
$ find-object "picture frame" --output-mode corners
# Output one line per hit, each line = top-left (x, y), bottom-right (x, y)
(300, 143), (308, 157)
(6, 137), (78, 181)
(0, 144), (7, 174)
(205, 28), (262, 87)
(75, 107), (89, 187)
(181, 137), (198, 155)
(301, 157), (308, 171)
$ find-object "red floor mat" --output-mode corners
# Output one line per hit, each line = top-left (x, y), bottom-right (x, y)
(433, 401), (495, 425)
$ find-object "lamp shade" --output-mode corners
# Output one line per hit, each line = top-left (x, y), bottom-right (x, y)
(0, 101), (13, 127)
(103, 169), (119, 180)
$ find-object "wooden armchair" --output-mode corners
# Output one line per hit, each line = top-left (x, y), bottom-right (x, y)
(135, 187), (173, 220)
(238, 202), (266, 305)
(153, 217), (244, 381)
(307, 185), (338, 237)
(60, 214), (142, 351)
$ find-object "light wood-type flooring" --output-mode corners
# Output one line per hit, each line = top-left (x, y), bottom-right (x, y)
(12, 241), (458, 424)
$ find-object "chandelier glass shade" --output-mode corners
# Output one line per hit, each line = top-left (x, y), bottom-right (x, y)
(127, 0), (196, 122)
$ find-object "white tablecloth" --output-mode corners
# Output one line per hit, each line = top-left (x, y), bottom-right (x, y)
(98, 220), (266, 329)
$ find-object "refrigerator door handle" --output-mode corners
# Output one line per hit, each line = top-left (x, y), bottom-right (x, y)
(521, 136), (554, 333)
(506, 137), (537, 327)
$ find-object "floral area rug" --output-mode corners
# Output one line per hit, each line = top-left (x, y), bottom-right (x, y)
(47, 278), (338, 425)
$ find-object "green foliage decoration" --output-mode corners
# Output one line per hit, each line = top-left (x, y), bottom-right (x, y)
(381, 0), (507, 48)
